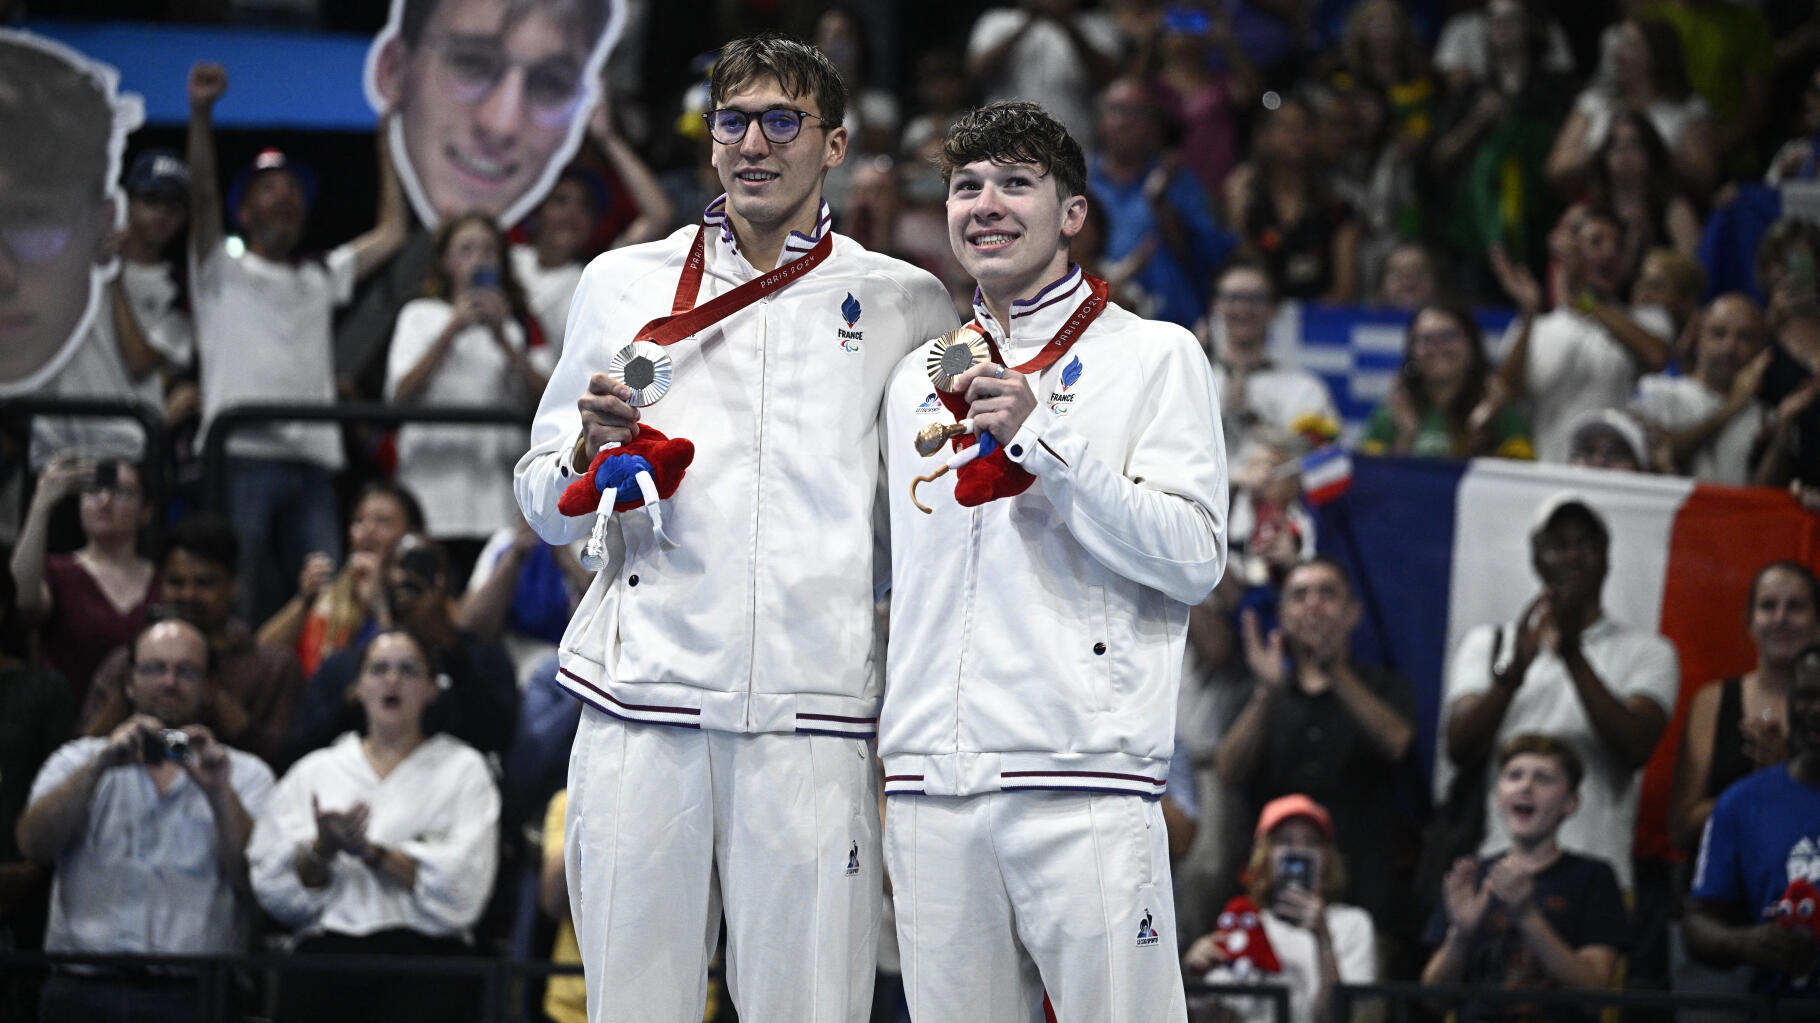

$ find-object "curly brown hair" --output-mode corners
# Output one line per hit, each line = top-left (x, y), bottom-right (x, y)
(939, 101), (1087, 202)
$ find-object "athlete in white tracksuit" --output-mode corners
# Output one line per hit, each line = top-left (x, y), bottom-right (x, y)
(878, 102), (1228, 1022)
(514, 37), (955, 1023)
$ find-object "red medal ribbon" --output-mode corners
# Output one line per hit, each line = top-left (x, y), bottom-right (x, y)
(936, 272), (1110, 422)
(633, 224), (835, 346)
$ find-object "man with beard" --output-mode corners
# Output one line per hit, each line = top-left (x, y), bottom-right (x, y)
(1686, 642), (1820, 993)
(1216, 556), (1419, 957)
(16, 618), (275, 1022)
(79, 514), (304, 767)
(1442, 493), (1679, 895)
(185, 61), (409, 624)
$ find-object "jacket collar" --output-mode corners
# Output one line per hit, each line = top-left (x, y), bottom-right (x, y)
(971, 264), (1088, 359)
(702, 194), (833, 278)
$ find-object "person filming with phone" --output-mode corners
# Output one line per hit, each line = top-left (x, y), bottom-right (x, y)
(14, 617), (276, 1022)
(385, 211), (546, 582)
(1185, 794), (1378, 1023)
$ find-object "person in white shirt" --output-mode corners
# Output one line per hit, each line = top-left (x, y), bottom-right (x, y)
(879, 99), (1227, 1023)
(513, 35), (955, 1023)
(1631, 292), (1772, 483)
(386, 211), (546, 574)
(965, 0), (1121, 148)
(1185, 795), (1378, 1023)
(1440, 493), (1678, 893)
(184, 61), (408, 623)
(1202, 261), (1340, 462)
(1490, 207), (1670, 464)
(510, 170), (598, 357)
(248, 627), (498, 1023)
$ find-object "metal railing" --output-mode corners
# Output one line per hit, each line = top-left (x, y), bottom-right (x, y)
(1, 396), (170, 550)
(199, 401), (531, 512)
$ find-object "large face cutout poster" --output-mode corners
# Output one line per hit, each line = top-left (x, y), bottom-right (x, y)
(365, 0), (625, 228)
(0, 30), (138, 398)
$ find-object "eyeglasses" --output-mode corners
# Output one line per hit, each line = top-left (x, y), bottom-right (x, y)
(1216, 289), (1272, 306)
(703, 107), (834, 146)
(422, 33), (586, 129)
(134, 661), (205, 685)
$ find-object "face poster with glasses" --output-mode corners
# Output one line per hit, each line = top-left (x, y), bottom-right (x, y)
(364, 0), (626, 228)
(0, 29), (140, 398)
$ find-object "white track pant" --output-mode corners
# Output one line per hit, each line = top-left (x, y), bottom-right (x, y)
(565, 707), (881, 1023)
(885, 790), (1189, 1023)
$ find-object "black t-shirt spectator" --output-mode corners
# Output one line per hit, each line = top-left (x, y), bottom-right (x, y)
(1758, 341), (1820, 483)
(1422, 850), (1630, 1023)
(1245, 664), (1420, 938)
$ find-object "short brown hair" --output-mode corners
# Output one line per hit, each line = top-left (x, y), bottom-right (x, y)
(710, 33), (846, 131)
(939, 101), (1087, 203)
(1498, 733), (1585, 791)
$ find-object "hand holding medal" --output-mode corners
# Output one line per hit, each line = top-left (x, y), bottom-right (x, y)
(908, 326), (1037, 514)
(907, 274), (1109, 513)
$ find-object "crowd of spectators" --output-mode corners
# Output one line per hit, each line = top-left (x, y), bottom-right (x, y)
(5, 0), (1820, 1020)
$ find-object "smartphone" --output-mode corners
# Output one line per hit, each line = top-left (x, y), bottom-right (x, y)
(470, 266), (501, 290)
(92, 460), (119, 491)
(1278, 848), (1315, 891)
(142, 727), (191, 762)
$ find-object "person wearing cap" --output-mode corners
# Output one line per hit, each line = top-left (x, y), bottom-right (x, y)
(1184, 794), (1378, 1023)
(1217, 556), (1420, 961)
(184, 61), (409, 626)
(115, 150), (196, 396)
(1564, 408), (1649, 472)
(1441, 493), (1678, 894)
(1630, 292), (1773, 484)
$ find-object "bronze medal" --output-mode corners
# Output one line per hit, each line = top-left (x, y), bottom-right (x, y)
(924, 328), (989, 393)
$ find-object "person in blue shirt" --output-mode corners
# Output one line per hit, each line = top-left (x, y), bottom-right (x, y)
(1087, 76), (1236, 328)
(1686, 641), (1820, 994)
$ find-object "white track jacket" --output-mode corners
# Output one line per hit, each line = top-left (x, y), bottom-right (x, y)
(878, 267), (1228, 797)
(515, 202), (956, 736)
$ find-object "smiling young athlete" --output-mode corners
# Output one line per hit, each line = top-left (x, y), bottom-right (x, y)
(876, 101), (1228, 1022)
(513, 33), (955, 1023)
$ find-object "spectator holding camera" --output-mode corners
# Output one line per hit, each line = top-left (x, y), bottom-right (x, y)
(9, 457), (161, 706)
(15, 618), (274, 1022)
(1421, 734), (1628, 1004)
(1185, 795), (1377, 1023)
(385, 212), (545, 581)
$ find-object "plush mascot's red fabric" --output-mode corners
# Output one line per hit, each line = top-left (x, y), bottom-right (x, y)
(1207, 895), (1283, 976)
(557, 426), (695, 516)
(1773, 878), (1820, 941)
(934, 391), (1035, 507)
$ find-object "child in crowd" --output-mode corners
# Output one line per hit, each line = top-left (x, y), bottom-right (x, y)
(1421, 734), (1628, 1014)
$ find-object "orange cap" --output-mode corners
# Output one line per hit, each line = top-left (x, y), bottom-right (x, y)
(1254, 794), (1333, 840)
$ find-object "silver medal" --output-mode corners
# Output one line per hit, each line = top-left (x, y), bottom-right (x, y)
(607, 341), (674, 407)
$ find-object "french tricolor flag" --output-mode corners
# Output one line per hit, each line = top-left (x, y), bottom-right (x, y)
(1300, 445), (1354, 506)
(1315, 456), (1820, 862)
